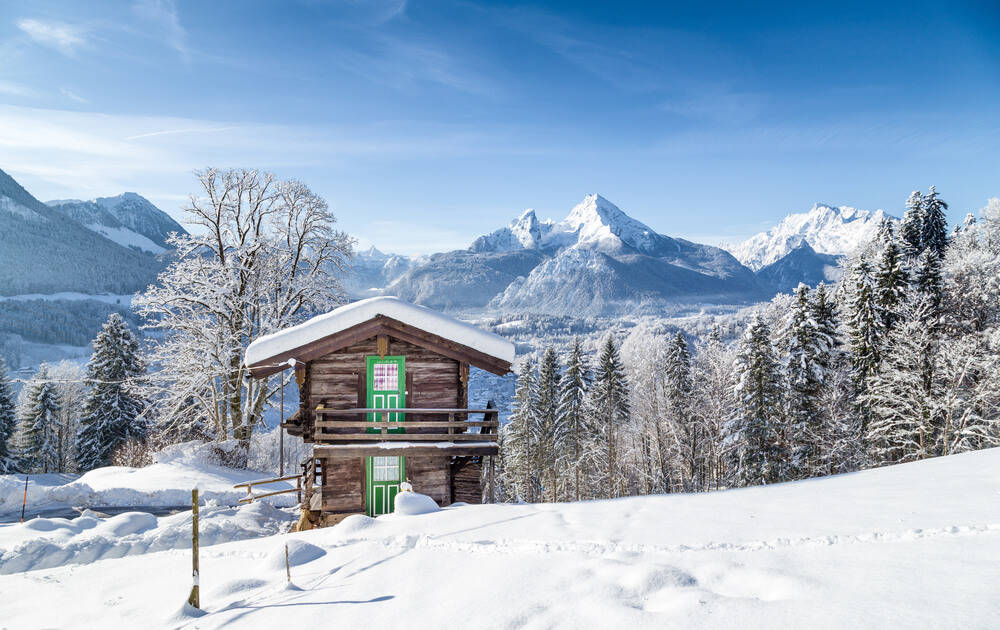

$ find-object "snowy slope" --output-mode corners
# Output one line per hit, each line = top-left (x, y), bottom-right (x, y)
(47, 192), (186, 254)
(1, 448), (997, 628)
(730, 203), (894, 271)
(0, 167), (164, 296)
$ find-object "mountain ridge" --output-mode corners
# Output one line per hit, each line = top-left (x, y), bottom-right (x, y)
(384, 194), (769, 316)
(0, 167), (166, 296)
(728, 203), (894, 271)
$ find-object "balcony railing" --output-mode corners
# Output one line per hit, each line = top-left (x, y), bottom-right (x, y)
(313, 407), (498, 443)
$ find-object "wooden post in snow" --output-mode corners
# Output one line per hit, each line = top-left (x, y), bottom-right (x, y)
(20, 475), (28, 523)
(285, 544), (291, 583)
(188, 488), (200, 609)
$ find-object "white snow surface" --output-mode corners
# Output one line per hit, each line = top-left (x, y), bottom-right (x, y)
(0, 502), (295, 575)
(729, 203), (894, 270)
(85, 223), (166, 254)
(245, 296), (515, 367)
(0, 441), (297, 518)
(1, 448), (998, 628)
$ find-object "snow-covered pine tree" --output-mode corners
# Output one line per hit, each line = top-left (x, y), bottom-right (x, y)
(0, 359), (17, 474)
(899, 190), (925, 258)
(724, 314), (785, 487)
(874, 222), (908, 333)
(535, 347), (562, 501)
(913, 249), (944, 313)
(74, 314), (148, 471)
(665, 331), (698, 490)
(921, 186), (949, 259)
(19, 364), (61, 473)
(503, 359), (539, 502)
(847, 258), (884, 423)
(810, 283), (861, 473)
(783, 285), (825, 478)
(864, 294), (938, 465)
(588, 334), (630, 499)
(556, 336), (592, 500)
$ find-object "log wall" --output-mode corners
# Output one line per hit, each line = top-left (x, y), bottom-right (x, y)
(307, 334), (481, 515)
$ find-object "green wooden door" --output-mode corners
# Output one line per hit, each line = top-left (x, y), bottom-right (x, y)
(366, 355), (405, 516)
(366, 455), (405, 517)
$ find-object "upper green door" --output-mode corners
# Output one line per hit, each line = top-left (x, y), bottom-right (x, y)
(365, 355), (405, 433)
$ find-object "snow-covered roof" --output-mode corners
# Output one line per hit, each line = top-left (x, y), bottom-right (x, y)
(245, 296), (515, 369)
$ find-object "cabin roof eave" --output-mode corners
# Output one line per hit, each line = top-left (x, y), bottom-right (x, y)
(245, 315), (512, 378)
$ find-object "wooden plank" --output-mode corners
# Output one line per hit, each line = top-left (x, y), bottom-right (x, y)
(406, 456), (449, 505)
(233, 474), (301, 489)
(315, 444), (499, 457)
(316, 433), (495, 442)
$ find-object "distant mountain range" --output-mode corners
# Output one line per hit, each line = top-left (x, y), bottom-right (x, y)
(0, 167), (185, 296)
(350, 196), (894, 315)
(0, 163), (890, 319)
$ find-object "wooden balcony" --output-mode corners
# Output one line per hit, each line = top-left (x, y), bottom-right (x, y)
(312, 406), (499, 457)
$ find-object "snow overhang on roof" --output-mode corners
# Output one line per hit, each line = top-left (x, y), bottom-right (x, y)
(244, 296), (515, 376)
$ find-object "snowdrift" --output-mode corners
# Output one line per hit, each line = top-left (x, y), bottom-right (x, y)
(0, 448), (998, 628)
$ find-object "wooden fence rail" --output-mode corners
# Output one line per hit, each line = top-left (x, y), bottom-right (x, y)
(235, 474), (303, 505)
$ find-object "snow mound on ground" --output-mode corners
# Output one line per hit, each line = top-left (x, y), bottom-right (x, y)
(394, 492), (440, 515)
(265, 539), (326, 571)
(336, 514), (378, 533)
(0, 502), (296, 574)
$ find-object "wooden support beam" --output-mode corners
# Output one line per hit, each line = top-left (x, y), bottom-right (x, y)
(315, 444), (499, 458)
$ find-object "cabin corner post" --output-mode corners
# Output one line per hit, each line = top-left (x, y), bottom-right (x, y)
(489, 455), (495, 504)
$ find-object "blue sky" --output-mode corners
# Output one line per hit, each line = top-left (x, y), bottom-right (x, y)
(1, 0), (998, 254)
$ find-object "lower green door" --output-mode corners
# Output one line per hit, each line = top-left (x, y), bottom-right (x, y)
(367, 455), (405, 516)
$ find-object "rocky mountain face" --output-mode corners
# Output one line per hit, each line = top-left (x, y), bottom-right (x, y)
(386, 194), (769, 316)
(728, 203), (894, 271)
(0, 168), (166, 296)
(46, 193), (186, 254)
(755, 241), (843, 293)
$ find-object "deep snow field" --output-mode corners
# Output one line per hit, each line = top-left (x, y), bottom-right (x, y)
(1, 448), (998, 629)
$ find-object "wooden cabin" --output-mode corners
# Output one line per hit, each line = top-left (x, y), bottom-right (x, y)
(244, 296), (514, 525)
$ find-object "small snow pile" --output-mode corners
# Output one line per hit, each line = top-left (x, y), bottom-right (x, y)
(335, 514), (378, 533)
(394, 491), (440, 516)
(265, 539), (325, 572)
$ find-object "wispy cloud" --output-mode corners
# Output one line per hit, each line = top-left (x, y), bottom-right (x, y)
(132, 0), (189, 63)
(59, 87), (89, 104)
(0, 79), (37, 97)
(124, 126), (235, 140)
(16, 18), (88, 56)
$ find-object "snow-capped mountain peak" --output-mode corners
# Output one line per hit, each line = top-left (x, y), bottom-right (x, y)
(470, 207), (552, 253)
(729, 202), (894, 271)
(547, 193), (657, 253)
